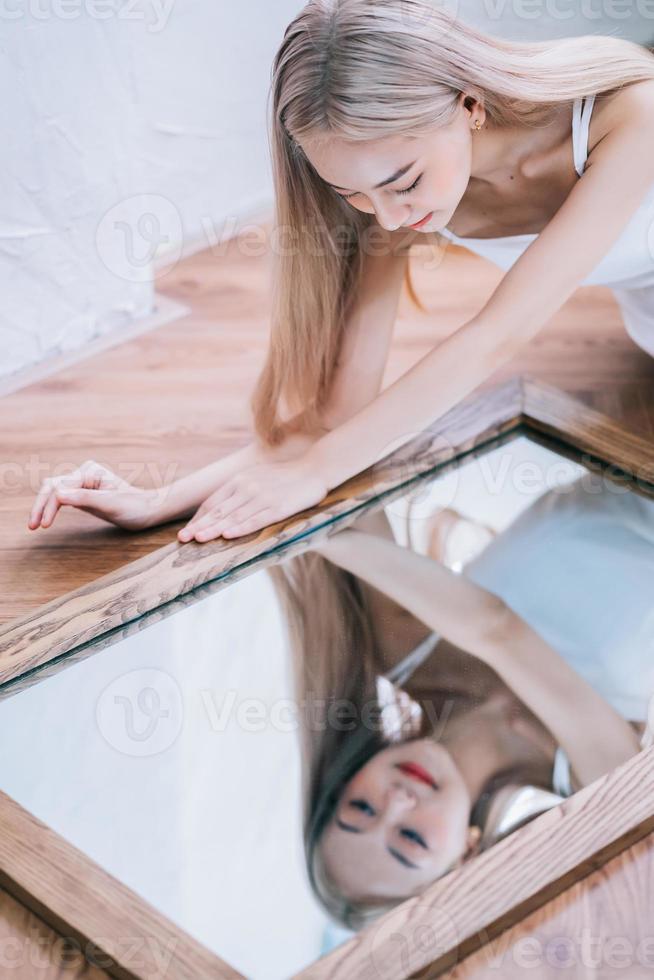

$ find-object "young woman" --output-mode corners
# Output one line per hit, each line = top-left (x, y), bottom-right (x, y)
(269, 478), (654, 928)
(28, 2), (654, 544)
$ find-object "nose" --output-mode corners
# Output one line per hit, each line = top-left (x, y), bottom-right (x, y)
(371, 196), (408, 232)
(385, 782), (418, 816)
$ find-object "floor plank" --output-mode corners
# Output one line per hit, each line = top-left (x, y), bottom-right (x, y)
(448, 831), (654, 979)
(1, 228), (653, 625)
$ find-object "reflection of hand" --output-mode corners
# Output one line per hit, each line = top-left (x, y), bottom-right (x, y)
(28, 459), (159, 532)
(177, 454), (329, 542)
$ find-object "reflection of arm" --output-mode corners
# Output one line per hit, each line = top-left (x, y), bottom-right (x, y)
(312, 529), (641, 788)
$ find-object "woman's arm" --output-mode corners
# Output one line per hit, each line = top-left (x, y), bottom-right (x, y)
(194, 91), (654, 540)
(176, 243), (408, 539)
(312, 528), (641, 787)
(30, 242), (409, 534)
(310, 88), (654, 490)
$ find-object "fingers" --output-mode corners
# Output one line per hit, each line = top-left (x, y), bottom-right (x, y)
(186, 506), (275, 543)
(220, 509), (276, 539)
(28, 459), (118, 530)
(178, 486), (246, 542)
(28, 478), (57, 529)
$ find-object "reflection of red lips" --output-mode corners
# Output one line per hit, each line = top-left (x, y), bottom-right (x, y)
(396, 762), (437, 788)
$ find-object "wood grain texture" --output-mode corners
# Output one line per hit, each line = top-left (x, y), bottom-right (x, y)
(0, 379), (524, 690)
(2, 227), (654, 980)
(2, 229), (654, 627)
(444, 831), (654, 980)
(3, 375), (654, 696)
(0, 887), (109, 979)
(296, 748), (654, 980)
(0, 792), (244, 980)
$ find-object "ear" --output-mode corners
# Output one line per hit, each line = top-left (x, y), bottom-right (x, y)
(464, 824), (482, 859)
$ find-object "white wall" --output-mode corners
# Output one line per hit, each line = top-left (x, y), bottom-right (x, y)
(2, 0), (652, 383)
(0, 1), (302, 383)
(458, 0), (654, 44)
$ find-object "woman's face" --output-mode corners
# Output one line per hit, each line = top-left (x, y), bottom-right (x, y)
(319, 739), (481, 902)
(302, 92), (475, 233)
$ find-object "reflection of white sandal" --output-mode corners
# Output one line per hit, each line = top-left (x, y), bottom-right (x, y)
(407, 501), (497, 570)
(478, 783), (566, 850)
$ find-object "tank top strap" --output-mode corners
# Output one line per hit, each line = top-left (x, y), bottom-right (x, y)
(572, 94), (596, 178)
(385, 630), (440, 687)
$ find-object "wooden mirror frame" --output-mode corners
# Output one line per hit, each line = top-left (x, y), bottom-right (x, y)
(1, 375), (653, 980)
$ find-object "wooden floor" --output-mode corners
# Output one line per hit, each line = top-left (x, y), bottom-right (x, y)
(1, 225), (654, 973)
(1, 227), (654, 627)
(451, 829), (654, 979)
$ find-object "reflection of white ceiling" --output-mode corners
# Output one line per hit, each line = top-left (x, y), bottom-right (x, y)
(0, 569), (327, 979)
(387, 435), (586, 552)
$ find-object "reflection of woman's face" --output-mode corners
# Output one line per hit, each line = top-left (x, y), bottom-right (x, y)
(319, 739), (480, 901)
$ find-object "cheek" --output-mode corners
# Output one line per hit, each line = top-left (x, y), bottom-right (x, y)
(429, 149), (470, 201)
(343, 763), (380, 798)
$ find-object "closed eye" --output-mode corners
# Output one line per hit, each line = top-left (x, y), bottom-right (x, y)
(349, 798), (375, 816)
(400, 827), (428, 849)
(396, 175), (422, 196)
(341, 174), (422, 201)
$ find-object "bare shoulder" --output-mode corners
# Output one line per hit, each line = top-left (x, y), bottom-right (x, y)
(589, 78), (654, 155)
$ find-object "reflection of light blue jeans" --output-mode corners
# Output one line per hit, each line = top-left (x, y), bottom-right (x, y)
(612, 284), (654, 357)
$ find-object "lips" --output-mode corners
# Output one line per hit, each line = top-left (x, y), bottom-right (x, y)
(408, 211), (433, 230)
(396, 761), (437, 789)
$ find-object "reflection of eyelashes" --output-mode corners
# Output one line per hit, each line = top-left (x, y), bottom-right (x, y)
(349, 798), (375, 816)
(400, 827), (428, 849)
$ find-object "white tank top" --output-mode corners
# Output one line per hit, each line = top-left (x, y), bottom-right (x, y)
(387, 479), (654, 796)
(438, 95), (654, 354)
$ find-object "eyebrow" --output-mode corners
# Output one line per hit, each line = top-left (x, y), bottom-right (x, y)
(325, 160), (417, 194)
(335, 819), (420, 870)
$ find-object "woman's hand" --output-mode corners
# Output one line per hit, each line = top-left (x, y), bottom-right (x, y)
(28, 459), (161, 533)
(177, 454), (329, 542)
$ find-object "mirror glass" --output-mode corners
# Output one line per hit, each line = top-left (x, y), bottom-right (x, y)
(1, 434), (653, 977)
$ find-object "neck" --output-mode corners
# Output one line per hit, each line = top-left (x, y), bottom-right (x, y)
(440, 704), (509, 803)
(469, 106), (563, 186)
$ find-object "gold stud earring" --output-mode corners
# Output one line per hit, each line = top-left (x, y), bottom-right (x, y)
(474, 119), (482, 132)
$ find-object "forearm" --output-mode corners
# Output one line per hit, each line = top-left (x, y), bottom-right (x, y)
(487, 619), (641, 787)
(147, 426), (332, 527)
(146, 442), (262, 526)
(314, 529), (641, 786)
(312, 529), (508, 654)
(308, 311), (524, 490)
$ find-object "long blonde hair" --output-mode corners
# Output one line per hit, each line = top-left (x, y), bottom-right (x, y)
(268, 552), (520, 930)
(252, 0), (654, 444)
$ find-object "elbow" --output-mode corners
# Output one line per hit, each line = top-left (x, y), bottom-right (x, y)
(475, 594), (518, 658)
